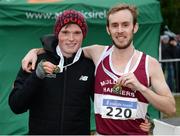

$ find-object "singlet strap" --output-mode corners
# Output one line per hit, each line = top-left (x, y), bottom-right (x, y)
(95, 45), (113, 74)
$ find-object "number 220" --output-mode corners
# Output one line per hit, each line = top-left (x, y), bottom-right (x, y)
(106, 107), (132, 118)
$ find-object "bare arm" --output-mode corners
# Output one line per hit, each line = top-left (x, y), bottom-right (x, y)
(22, 48), (45, 72)
(139, 57), (176, 116)
(83, 44), (106, 65)
(118, 56), (176, 116)
(22, 45), (105, 72)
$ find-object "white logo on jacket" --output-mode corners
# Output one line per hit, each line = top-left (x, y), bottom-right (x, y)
(79, 75), (88, 81)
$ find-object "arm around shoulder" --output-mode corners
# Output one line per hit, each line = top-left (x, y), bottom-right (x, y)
(83, 44), (107, 65)
(22, 48), (45, 72)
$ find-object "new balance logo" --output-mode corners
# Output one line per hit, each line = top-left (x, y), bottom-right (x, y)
(79, 75), (88, 81)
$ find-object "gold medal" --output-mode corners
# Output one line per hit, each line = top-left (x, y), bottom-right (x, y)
(53, 66), (60, 74)
(112, 84), (122, 94)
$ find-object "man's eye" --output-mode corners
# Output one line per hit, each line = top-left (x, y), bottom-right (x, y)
(62, 31), (68, 34)
(111, 24), (119, 28)
(122, 23), (129, 27)
(123, 24), (128, 27)
(74, 31), (82, 35)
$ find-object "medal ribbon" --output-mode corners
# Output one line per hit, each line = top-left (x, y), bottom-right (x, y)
(56, 45), (82, 73)
(102, 46), (135, 82)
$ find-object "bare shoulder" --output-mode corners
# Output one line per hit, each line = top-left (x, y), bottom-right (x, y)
(147, 55), (173, 96)
(83, 44), (108, 65)
(147, 55), (163, 77)
(148, 56), (160, 66)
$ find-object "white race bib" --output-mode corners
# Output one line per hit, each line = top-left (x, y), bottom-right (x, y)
(101, 95), (138, 120)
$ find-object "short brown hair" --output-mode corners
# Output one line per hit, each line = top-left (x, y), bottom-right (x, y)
(106, 4), (138, 26)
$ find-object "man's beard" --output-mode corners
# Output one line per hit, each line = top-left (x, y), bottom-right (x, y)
(112, 35), (133, 49)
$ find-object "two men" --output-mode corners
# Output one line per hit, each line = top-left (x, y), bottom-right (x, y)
(10, 4), (175, 135)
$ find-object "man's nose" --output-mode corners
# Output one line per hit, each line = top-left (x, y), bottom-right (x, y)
(116, 25), (124, 33)
(117, 26), (124, 33)
(68, 33), (74, 41)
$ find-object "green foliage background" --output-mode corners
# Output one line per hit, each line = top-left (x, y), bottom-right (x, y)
(159, 0), (180, 34)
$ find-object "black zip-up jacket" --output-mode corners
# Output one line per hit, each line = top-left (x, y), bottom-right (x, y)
(9, 35), (95, 134)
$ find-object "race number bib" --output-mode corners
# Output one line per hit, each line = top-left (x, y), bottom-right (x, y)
(101, 95), (138, 120)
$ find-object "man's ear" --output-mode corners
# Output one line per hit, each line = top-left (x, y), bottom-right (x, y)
(106, 26), (110, 35)
(133, 23), (139, 34)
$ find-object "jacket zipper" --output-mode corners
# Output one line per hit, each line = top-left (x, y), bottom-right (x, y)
(60, 66), (67, 134)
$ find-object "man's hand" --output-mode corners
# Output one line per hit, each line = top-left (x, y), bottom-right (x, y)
(22, 48), (44, 73)
(36, 60), (57, 79)
(22, 49), (38, 72)
(41, 61), (57, 74)
(139, 118), (151, 132)
(117, 73), (143, 92)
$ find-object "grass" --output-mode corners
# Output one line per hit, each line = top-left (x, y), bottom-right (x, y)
(162, 95), (180, 118)
(174, 95), (180, 117)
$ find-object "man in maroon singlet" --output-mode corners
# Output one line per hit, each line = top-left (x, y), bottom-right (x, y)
(21, 4), (175, 135)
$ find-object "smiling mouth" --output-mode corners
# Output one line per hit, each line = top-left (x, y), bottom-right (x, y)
(116, 36), (126, 41)
(66, 43), (77, 46)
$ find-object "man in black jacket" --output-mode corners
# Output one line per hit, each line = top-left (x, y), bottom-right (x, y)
(11, 9), (153, 135)
(9, 10), (95, 134)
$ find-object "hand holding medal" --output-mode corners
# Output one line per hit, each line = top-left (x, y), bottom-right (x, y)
(117, 73), (140, 92)
(36, 60), (58, 79)
(53, 65), (60, 74)
(112, 83), (122, 94)
(40, 60), (59, 74)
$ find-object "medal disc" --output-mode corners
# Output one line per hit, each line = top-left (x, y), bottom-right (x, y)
(53, 66), (60, 74)
(112, 84), (122, 94)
